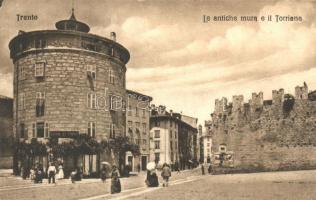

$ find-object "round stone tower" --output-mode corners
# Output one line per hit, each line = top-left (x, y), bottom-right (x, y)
(9, 9), (129, 142)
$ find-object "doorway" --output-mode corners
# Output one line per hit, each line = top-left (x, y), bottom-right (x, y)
(141, 156), (147, 171)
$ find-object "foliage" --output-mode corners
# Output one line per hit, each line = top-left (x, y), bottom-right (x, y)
(283, 94), (295, 114)
(47, 134), (108, 157)
(108, 136), (140, 156)
(14, 139), (47, 157)
(29, 138), (47, 156)
(14, 135), (139, 160)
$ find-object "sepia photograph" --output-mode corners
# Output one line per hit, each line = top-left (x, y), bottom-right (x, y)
(0, 0), (315, 199)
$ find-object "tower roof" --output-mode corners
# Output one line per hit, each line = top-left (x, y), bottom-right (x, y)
(55, 8), (90, 33)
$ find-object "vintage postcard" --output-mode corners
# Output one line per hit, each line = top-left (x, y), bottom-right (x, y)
(0, 0), (315, 199)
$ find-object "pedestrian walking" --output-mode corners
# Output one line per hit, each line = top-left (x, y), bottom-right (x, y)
(146, 169), (159, 187)
(30, 168), (35, 181)
(201, 163), (205, 175)
(145, 162), (159, 187)
(47, 162), (56, 184)
(100, 166), (107, 183)
(208, 163), (212, 174)
(161, 163), (171, 187)
(110, 165), (121, 194)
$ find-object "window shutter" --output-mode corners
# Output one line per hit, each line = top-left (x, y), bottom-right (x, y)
(92, 123), (96, 137)
(32, 123), (36, 138)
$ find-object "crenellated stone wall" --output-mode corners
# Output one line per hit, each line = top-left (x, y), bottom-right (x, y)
(210, 83), (316, 171)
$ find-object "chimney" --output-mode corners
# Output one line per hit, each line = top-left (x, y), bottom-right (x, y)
(110, 32), (116, 41)
(170, 109), (173, 116)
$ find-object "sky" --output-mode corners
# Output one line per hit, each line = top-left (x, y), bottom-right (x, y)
(0, 0), (315, 126)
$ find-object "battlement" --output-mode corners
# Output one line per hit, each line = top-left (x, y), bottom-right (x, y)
(250, 92), (263, 105)
(295, 82), (308, 100)
(212, 82), (313, 119)
(232, 95), (244, 112)
(214, 97), (227, 114)
(272, 88), (284, 104)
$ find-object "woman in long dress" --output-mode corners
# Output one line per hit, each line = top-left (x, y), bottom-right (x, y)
(57, 165), (64, 180)
(110, 165), (121, 194)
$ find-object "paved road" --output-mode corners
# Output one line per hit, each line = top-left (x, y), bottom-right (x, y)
(0, 168), (202, 200)
(1, 169), (316, 200)
(104, 170), (316, 200)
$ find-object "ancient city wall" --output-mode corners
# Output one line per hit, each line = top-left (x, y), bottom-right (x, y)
(211, 84), (316, 171)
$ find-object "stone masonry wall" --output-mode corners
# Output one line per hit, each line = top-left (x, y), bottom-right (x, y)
(14, 49), (126, 141)
(211, 85), (316, 171)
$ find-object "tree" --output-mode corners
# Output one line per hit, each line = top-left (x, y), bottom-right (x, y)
(108, 136), (140, 174)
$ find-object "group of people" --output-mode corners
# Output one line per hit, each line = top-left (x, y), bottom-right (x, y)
(22, 161), (174, 194)
(99, 165), (121, 194)
(145, 163), (172, 187)
(23, 162), (64, 184)
(201, 162), (213, 175)
(101, 162), (172, 195)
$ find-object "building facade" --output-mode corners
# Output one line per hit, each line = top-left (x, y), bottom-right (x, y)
(9, 10), (130, 175)
(149, 106), (198, 169)
(0, 95), (13, 168)
(202, 135), (212, 163)
(125, 90), (152, 172)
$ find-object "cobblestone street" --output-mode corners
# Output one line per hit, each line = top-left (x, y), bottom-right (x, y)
(1, 169), (316, 200)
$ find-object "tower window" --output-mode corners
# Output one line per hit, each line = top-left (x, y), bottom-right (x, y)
(109, 95), (122, 111)
(20, 123), (26, 139)
(87, 93), (97, 109)
(19, 93), (25, 110)
(87, 65), (96, 80)
(35, 39), (47, 49)
(34, 62), (45, 77)
(45, 123), (49, 138)
(19, 64), (26, 80)
(110, 123), (115, 139)
(36, 92), (45, 117)
(109, 69), (115, 84)
(88, 122), (96, 137)
(32, 124), (36, 138)
(36, 122), (45, 138)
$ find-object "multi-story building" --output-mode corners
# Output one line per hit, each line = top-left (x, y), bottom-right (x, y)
(149, 106), (198, 169)
(0, 95), (13, 168)
(202, 135), (212, 163)
(126, 90), (152, 172)
(9, 9), (130, 174)
(180, 114), (198, 162)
